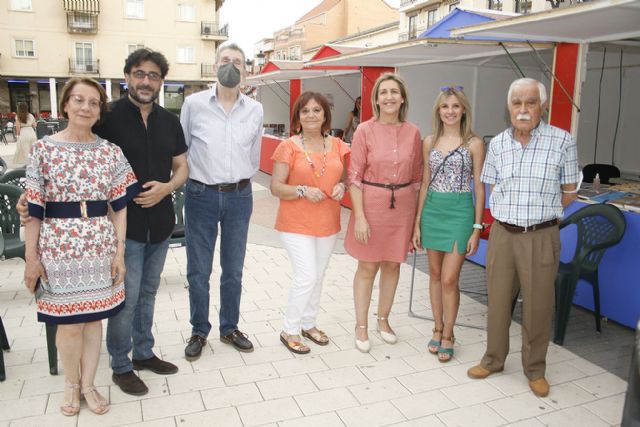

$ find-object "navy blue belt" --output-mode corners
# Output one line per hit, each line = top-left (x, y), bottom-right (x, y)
(45, 200), (108, 219)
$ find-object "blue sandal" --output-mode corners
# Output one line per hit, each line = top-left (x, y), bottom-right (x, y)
(428, 327), (442, 354)
(438, 335), (455, 363)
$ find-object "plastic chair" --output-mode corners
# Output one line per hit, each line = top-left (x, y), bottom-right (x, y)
(0, 183), (25, 261)
(0, 183), (58, 375)
(582, 163), (621, 184)
(0, 168), (27, 191)
(553, 203), (626, 345)
(0, 316), (9, 381)
(170, 186), (186, 247)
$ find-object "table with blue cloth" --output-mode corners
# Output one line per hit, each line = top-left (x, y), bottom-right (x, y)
(467, 200), (640, 329)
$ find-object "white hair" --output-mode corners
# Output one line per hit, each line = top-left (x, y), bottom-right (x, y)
(507, 78), (547, 106)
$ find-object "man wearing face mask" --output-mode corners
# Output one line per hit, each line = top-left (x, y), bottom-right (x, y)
(180, 42), (264, 360)
(467, 78), (579, 398)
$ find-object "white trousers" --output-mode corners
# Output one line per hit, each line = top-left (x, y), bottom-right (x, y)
(280, 231), (338, 335)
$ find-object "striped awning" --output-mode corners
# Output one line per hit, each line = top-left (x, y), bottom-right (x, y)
(63, 0), (100, 14)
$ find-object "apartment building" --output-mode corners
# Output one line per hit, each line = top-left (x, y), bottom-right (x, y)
(271, 0), (398, 62)
(398, 0), (550, 40)
(0, 0), (227, 116)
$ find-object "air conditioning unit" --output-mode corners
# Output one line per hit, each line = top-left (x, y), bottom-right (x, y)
(85, 64), (94, 72)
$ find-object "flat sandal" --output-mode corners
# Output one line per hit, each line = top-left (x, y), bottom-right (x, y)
(280, 332), (311, 354)
(301, 328), (329, 346)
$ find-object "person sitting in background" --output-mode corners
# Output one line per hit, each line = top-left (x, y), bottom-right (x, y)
(342, 96), (361, 145)
(270, 91), (350, 354)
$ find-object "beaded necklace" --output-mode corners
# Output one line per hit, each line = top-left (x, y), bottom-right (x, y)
(300, 134), (328, 177)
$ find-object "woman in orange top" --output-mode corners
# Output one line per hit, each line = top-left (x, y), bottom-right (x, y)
(271, 92), (350, 354)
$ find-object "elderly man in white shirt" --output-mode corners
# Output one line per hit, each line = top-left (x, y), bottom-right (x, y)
(180, 42), (264, 360)
(467, 78), (579, 398)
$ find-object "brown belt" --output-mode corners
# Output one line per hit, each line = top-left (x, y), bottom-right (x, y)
(497, 219), (559, 233)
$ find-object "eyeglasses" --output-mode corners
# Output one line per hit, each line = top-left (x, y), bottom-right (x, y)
(69, 95), (102, 109)
(440, 85), (464, 92)
(130, 70), (162, 82)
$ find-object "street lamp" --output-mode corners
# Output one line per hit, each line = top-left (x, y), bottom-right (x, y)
(245, 58), (254, 74)
(256, 50), (265, 72)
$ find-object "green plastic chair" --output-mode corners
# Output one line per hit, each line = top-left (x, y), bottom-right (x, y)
(554, 203), (626, 345)
(0, 183), (25, 261)
(0, 314), (9, 381)
(170, 186), (186, 247)
(0, 183), (58, 375)
(0, 168), (26, 191)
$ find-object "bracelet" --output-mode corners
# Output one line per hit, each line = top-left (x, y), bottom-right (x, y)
(562, 189), (578, 194)
(296, 185), (307, 198)
(472, 223), (484, 231)
(116, 239), (126, 245)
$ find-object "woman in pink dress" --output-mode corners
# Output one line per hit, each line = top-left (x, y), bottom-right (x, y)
(345, 73), (423, 352)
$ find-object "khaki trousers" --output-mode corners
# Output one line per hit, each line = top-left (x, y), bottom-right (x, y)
(480, 221), (560, 380)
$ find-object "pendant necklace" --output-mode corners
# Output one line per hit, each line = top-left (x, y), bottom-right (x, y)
(300, 134), (327, 177)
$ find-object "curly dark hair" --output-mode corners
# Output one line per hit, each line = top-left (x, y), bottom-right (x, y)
(124, 48), (169, 78)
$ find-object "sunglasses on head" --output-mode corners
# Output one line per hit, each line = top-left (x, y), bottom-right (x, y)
(440, 85), (464, 92)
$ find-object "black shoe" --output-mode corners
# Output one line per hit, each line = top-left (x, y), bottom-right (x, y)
(132, 356), (179, 375)
(185, 335), (207, 361)
(112, 371), (148, 396)
(220, 330), (254, 353)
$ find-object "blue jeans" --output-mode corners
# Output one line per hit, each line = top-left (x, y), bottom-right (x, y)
(185, 179), (252, 338)
(107, 238), (170, 374)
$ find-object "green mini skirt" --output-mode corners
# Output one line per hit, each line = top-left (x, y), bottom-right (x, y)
(420, 191), (474, 254)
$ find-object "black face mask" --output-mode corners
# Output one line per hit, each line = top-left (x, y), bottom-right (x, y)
(217, 63), (241, 88)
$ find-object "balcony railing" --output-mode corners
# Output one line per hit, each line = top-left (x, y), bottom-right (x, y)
(66, 12), (98, 33)
(201, 21), (228, 39)
(398, 31), (418, 41)
(69, 59), (99, 74)
(201, 63), (215, 78)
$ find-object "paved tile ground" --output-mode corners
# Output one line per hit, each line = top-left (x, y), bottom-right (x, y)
(0, 145), (631, 426)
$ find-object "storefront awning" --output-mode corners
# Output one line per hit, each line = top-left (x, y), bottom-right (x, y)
(304, 38), (553, 68)
(247, 68), (358, 86)
(63, 0), (100, 14)
(451, 0), (640, 43)
(247, 59), (358, 86)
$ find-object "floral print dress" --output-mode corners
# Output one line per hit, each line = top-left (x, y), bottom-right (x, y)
(25, 135), (140, 324)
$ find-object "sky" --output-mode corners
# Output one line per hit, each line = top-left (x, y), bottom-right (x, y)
(219, 0), (399, 60)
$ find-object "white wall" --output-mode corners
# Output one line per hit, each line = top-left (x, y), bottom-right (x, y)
(302, 74), (361, 131)
(399, 58), (546, 139)
(257, 82), (290, 134)
(576, 47), (640, 176)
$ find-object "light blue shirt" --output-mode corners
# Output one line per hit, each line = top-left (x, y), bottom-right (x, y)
(481, 121), (579, 227)
(180, 84), (264, 184)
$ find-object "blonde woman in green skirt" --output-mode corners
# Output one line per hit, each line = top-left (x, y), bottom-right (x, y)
(412, 86), (485, 362)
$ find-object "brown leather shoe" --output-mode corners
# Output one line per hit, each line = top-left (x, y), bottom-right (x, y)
(529, 377), (550, 397)
(467, 364), (503, 379)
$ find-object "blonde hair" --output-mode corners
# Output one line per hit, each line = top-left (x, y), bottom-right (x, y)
(431, 86), (476, 147)
(371, 72), (409, 122)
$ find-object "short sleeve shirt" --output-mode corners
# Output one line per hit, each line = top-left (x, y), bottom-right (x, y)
(481, 121), (579, 227)
(272, 137), (350, 237)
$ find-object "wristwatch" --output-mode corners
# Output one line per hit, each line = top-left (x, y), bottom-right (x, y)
(473, 223), (484, 231)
